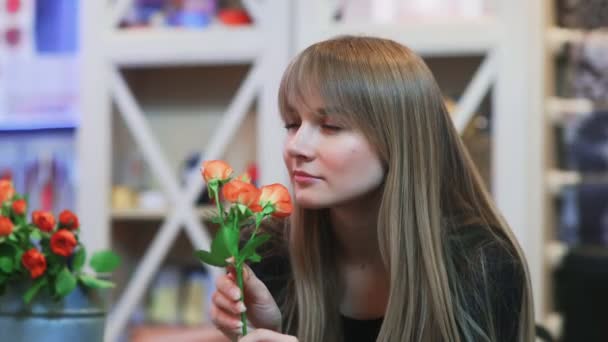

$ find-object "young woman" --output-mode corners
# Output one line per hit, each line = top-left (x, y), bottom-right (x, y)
(210, 36), (535, 342)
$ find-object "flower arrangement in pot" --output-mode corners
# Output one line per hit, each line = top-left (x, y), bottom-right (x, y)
(0, 179), (120, 304)
(196, 160), (293, 337)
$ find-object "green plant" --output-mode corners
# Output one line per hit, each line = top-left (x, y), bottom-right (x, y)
(0, 179), (120, 304)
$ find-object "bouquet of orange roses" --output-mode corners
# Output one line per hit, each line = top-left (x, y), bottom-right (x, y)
(196, 160), (292, 336)
(0, 179), (120, 304)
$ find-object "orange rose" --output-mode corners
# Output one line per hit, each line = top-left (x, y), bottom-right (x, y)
(202, 160), (233, 183)
(22, 248), (47, 279)
(0, 180), (14, 203)
(32, 210), (56, 232)
(0, 216), (13, 236)
(257, 184), (293, 218)
(50, 229), (77, 257)
(12, 199), (26, 216)
(222, 179), (260, 209)
(58, 210), (79, 230)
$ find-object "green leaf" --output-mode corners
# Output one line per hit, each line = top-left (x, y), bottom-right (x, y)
(0, 255), (13, 273)
(46, 255), (63, 276)
(72, 248), (86, 272)
(23, 277), (47, 304)
(211, 226), (238, 261)
(30, 229), (42, 241)
(238, 234), (270, 264)
(14, 251), (23, 271)
(0, 243), (15, 256)
(14, 215), (26, 227)
(262, 205), (274, 216)
(195, 250), (227, 267)
(89, 251), (121, 273)
(0, 237), (4, 244)
(247, 253), (262, 263)
(255, 213), (264, 229)
(79, 274), (115, 289)
(0, 244), (15, 273)
(237, 203), (248, 216)
(55, 267), (77, 297)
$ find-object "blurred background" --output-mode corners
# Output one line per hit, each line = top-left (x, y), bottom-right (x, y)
(1, 0), (606, 341)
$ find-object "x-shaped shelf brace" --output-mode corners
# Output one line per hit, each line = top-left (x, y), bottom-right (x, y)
(453, 50), (497, 134)
(103, 2), (270, 341)
(106, 61), (266, 341)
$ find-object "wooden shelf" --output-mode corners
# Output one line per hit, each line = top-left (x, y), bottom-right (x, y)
(111, 205), (217, 221)
(106, 26), (263, 67)
(546, 26), (585, 53)
(313, 16), (500, 56)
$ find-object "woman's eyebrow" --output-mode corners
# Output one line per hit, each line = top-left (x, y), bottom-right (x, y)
(311, 107), (329, 118)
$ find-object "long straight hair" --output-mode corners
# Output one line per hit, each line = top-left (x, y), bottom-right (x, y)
(276, 36), (535, 342)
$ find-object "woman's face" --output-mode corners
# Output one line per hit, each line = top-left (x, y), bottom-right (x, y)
(282, 93), (385, 209)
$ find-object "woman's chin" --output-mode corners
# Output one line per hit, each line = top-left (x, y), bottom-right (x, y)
(294, 195), (329, 209)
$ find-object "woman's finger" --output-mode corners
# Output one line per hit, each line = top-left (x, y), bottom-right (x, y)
(213, 291), (247, 315)
(215, 274), (242, 301)
(210, 305), (244, 336)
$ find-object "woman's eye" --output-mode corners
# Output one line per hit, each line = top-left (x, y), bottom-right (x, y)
(321, 124), (342, 132)
(284, 123), (300, 131)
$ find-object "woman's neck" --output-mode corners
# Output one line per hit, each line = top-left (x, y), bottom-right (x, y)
(329, 188), (384, 268)
(328, 188), (390, 319)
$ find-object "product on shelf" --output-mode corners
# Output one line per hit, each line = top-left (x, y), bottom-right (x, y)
(216, 7), (251, 26)
(0, 132), (75, 213)
(563, 30), (608, 103)
(557, 0), (608, 29)
(142, 265), (212, 326)
(338, 0), (491, 24)
(181, 267), (211, 326)
(121, 0), (255, 28)
(147, 266), (180, 325)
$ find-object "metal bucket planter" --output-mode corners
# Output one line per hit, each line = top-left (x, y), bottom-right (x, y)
(0, 282), (106, 342)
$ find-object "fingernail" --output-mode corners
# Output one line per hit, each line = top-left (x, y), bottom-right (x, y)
(231, 288), (241, 300)
(237, 302), (246, 313)
(235, 321), (243, 328)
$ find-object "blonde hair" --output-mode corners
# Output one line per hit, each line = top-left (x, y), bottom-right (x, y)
(276, 36), (535, 342)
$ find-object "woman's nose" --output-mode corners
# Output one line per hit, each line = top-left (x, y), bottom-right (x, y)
(285, 125), (315, 160)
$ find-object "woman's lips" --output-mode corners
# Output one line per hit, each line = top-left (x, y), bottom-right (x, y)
(293, 171), (321, 184)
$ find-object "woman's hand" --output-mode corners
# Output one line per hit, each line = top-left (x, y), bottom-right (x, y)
(238, 329), (298, 342)
(211, 263), (282, 339)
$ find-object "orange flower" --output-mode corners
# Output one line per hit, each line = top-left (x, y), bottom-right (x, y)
(59, 210), (79, 230)
(222, 179), (260, 209)
(32, 210), (56, 232)
(12, 199), (26, 216)
(0, 180), (14, 203)
(202, 160), (233, 183)
(22, 248), (47, 279)
(50, 230), (78, 257)
(257, 184), (293, 218)
(0, 216), (13, 236)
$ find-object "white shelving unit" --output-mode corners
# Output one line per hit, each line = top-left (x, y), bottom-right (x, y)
(78, 1), (289, 341)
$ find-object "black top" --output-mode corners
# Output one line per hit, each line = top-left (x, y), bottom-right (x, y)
(249, 225), (525, 341)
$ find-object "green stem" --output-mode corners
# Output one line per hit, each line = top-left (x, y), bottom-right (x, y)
(235, 263), (247, 336)
(212, 186), (225, 226)
(249, 212), (267, 241)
